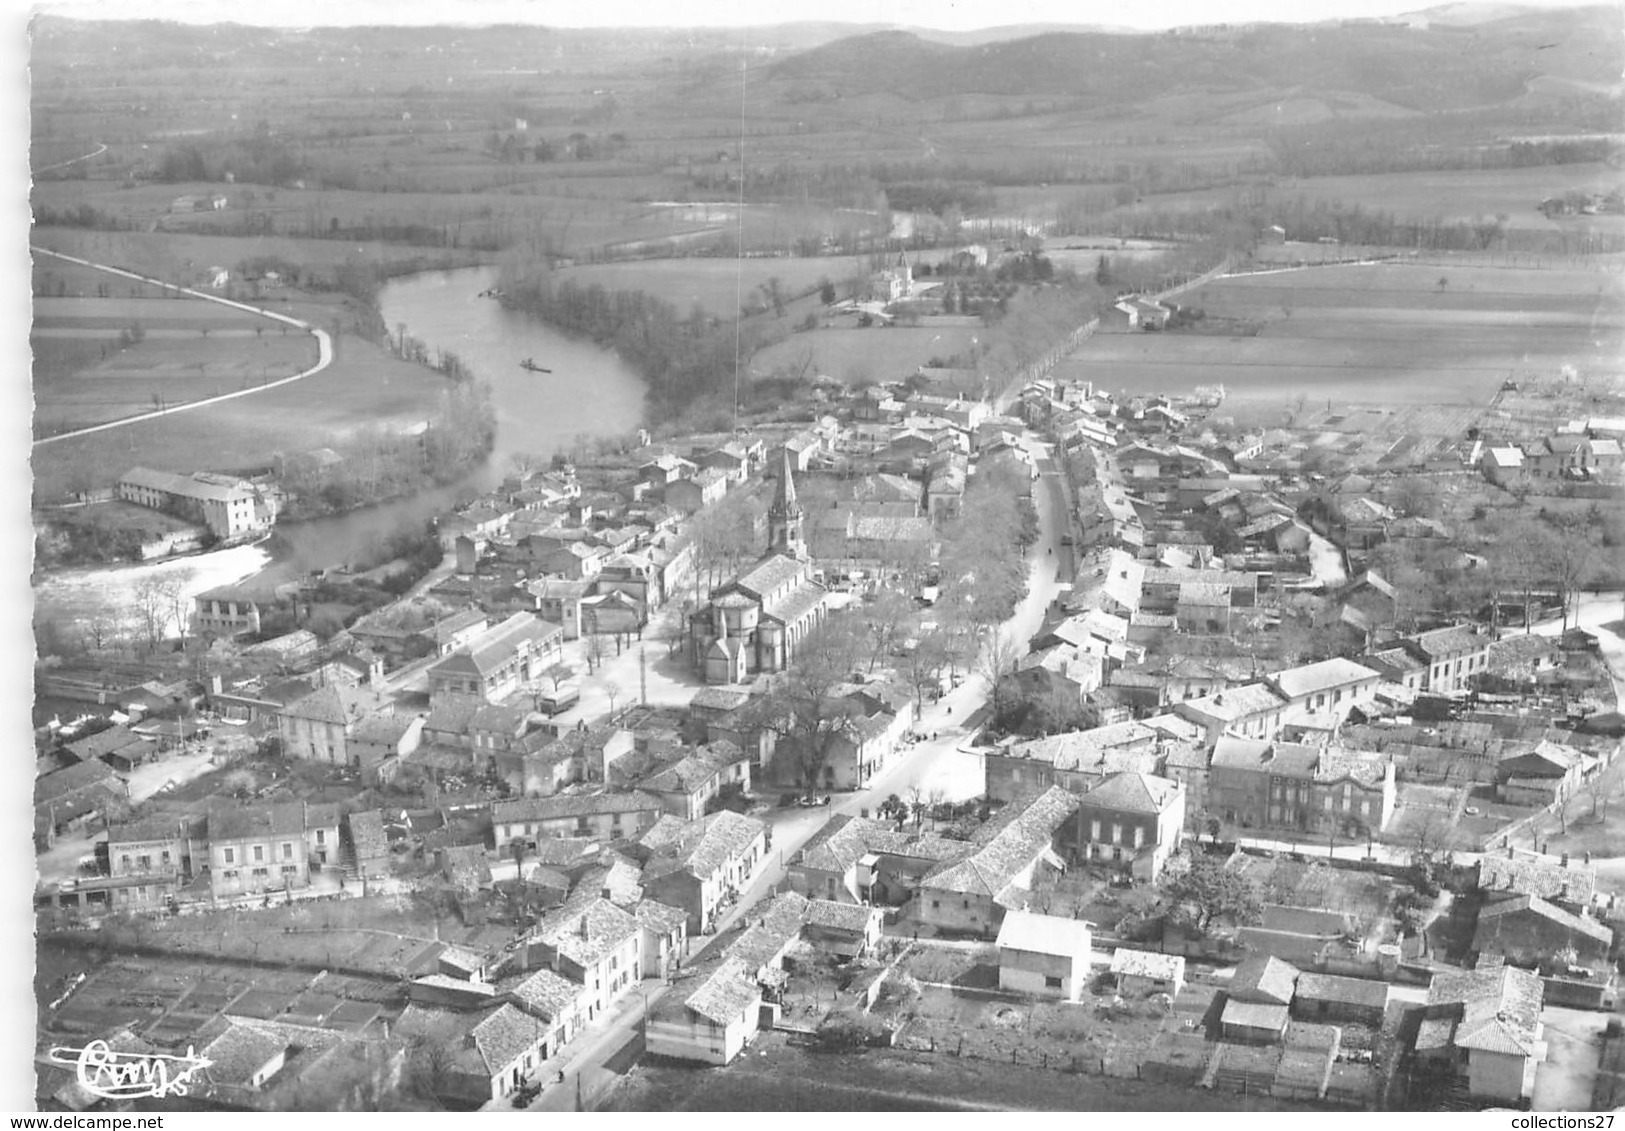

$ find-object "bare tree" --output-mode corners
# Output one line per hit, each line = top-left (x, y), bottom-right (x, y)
(540, 661), (576, 693)
(599, 678), (622, 720)
(584, 631), (606, 673)
(158, 573), (192, 647)
(974, 626), (1027, 725)
(131, 576), (168, 652)
(746, 617), (867, 791)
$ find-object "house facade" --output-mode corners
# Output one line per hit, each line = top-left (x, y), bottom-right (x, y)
(996, 910), (1092, 1001)
(1070, 772), (1186, 882)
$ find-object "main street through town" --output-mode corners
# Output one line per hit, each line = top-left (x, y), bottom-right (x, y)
(526, 427), (1077, 1108)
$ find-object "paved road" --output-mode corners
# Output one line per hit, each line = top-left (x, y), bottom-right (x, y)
(31, 246), (333, 446)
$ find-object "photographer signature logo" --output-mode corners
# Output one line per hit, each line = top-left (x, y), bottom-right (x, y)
(45, 1040), (212, 1100)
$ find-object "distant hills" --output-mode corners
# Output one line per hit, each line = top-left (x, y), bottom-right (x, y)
(758, 7), (1621, 111)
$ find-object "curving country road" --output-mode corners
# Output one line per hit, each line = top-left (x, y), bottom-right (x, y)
(34, 142), (108, 174)
(31, 246), (333, 447)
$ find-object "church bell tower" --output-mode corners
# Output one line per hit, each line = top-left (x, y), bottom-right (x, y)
(768, 447), (806, 559)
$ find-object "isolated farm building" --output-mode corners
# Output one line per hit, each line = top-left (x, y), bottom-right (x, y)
(868, 252), (914, 302)
(996, 910), (1092, 1000)
(1114, 296), (1171, 330)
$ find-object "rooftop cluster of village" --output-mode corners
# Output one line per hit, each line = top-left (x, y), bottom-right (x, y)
(32, 341), (1625, 1112)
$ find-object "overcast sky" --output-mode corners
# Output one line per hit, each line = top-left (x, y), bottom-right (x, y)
(25, 0), (1598, 30)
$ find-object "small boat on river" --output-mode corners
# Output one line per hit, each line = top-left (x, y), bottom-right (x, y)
(519, 358), (552, 373)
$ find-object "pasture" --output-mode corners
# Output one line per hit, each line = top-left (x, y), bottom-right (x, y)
(1061, 259), (1625, 407)
(33, 332), (319, 436)
(32, 287), (321, 436)
(32, 333), (456, 502)
(550, 253), (862, 316)
(751, 322), (983, 385)
(1143, 163), (1624, 231)
(32, 226), (485, 292)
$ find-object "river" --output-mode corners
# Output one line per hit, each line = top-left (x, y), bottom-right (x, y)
(35, 265), (648, 628)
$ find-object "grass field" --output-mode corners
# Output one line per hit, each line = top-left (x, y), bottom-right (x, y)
(555, 254), (863, 317)
(32, 226), (488, 292)
(1131, 163), (1625, 231)
(1062, 258), (1625, 406)
(33, 333), (319, 436)
(32, 332), (456, 502)
(751, 322), (983, 384)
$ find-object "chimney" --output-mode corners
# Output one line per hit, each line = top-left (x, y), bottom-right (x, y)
(1507, 845), (1514, 859)
(1562, 852), (1571, 867)
(579, 916), (591, 941)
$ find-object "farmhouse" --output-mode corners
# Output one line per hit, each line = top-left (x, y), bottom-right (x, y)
(1115, 296), (1171, 330)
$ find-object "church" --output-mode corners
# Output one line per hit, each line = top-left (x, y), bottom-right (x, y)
(688, 450), (831, 685)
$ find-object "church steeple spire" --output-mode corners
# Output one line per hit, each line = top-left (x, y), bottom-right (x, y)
(768, 447), (805, 559)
